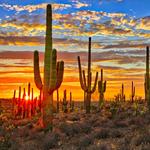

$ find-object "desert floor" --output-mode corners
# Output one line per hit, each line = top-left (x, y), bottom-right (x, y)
(0, 99), (150, 150)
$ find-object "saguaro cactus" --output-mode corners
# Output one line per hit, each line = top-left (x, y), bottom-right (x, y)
(12, 90), (16, 116)
(22, 88), (26, 118)
(62, 90), (68, 113)
(27, 83), (31, 117)
(69, 92), (72, 109)
(120, 83), (125, 101)
(145, 46), (150, 109)
(77, 37), (98, 113)
(33, 4), (64, 129)
(69, 92), (74, 112)
(131, 81), (135, 103)
(98, 69), (106, 108)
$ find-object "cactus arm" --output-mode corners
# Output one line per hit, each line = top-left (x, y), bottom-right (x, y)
(77, 56), (87, 91)
(82, 70), (87, 87)
(91, 72), (98, 93)
(34, 51), (43, 90)
(56, 61), (64, 89)
(104, 81), (107, 92)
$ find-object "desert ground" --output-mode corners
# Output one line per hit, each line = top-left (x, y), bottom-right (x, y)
(0, 99), (150, 150)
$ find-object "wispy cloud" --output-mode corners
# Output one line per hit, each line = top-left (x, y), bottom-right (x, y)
(72, 0), (89, 8)
(0, 3), (71, 12)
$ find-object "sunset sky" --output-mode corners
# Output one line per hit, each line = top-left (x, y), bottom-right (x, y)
(0, 0), (150, 100)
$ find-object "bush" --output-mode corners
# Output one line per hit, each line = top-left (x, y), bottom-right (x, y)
(42, 132), (60, 150)
(134, 133), (150, 146)
(75, 135), (93, 149)
(79, 122), (91, 134)
(114, 120), (129, 128)
(92, 128), (110, 139)
(59, 122), (80, 136)
(110, 129), (124, 138)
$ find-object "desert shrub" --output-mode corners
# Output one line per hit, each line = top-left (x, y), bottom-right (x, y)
(75, 135), (93, 149)
(0, 135), (11, 150)
(59, 122), (80, 136)
(118, 143), (130, 150)
(114, 120), (129, 128)
(13, 127), (29, 138)
(42, 132), (60, 150)
(90, 105), (98, 112)
(129, 116), (145, 127)
(28, 130), (44, 140)
(133, 133), (150, 146)
(92, 128), (110, 139)
(18, 141), (41, 150)
(96, 143), (113, 150)
(87, 144), (112, 150)
(68, 114), (80, 121)
(139, 144), (150, 150)
(109, 101), (119, 118)
(110, 129), (124, 138)
(9, 139), (21, 150)
(0, 126), (5, 136)
(79, 122), (91, 134)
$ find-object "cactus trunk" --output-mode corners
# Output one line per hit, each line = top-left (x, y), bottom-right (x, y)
(145, 46), (150, 109)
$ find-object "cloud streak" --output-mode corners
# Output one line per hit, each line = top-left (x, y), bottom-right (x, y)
(0, 3), (71, 12)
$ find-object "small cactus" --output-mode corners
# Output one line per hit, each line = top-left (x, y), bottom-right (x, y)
(120, 83), (125, 101)
(62, 90), (68, 113)
(98, 69), (106, 109)
(12, 90), (16, 117)
(69, 92), (74, 112)
(131, 81), (135, 103)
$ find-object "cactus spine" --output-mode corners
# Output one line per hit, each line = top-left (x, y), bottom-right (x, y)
(33, 4), (64, 129)
(98, 69), (106, 108)
(145, 46), (150, 109)
(77, 37), (98, 113)
(131, 81), (135, 103)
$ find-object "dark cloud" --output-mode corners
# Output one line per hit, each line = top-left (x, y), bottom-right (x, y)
(0, 49), (147, 66)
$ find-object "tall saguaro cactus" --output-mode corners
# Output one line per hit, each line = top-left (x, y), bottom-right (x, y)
(131, 81), (135, 103)
(33, 4), (64, 129)
(145, 46), (150, 109)
(77, 37), (98, 113)
(98, 69), (106, 108)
